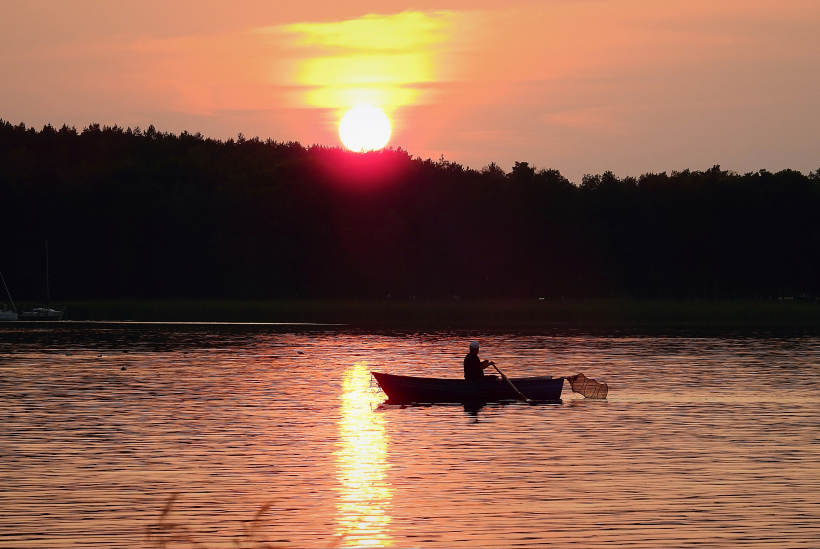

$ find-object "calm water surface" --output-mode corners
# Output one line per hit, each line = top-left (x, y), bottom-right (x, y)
(1, 324), (819, 548)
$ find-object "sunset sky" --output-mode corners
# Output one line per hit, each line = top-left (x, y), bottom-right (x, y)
(2, 0), (818, 181)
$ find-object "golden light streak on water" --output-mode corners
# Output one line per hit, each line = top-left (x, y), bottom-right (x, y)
(336, 361), (393, 547)
(3, 330), (820, 547)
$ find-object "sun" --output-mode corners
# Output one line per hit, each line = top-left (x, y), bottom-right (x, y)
(339, 105), (391, 151)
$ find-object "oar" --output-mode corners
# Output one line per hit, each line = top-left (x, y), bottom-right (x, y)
(491, 363), (530, 402)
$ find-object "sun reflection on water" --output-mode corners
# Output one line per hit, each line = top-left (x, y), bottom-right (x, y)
(336, 361), (392, 547)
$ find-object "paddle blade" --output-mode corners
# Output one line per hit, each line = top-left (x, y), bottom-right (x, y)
(568, 373), (608, 399)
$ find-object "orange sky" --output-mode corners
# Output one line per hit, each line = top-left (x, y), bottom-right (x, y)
(2, 0), (818, 181)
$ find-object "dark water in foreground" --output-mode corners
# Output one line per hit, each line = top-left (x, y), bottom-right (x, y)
(1, 324), (819, 548)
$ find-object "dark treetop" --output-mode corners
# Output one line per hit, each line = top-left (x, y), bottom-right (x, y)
(2, 120), (819, 300)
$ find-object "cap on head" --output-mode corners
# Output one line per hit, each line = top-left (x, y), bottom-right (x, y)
(469, 341), (480, 350)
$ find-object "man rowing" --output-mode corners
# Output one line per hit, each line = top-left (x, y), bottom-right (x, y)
(463, 341), (498, 381)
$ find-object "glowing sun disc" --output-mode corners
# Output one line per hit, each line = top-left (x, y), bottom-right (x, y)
(339, 105), (391, 151)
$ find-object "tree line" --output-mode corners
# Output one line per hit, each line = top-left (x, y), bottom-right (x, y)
(1, 119), (819, 301)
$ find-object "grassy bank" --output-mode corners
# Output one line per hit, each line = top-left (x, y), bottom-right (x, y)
(26, 298), (820, 329)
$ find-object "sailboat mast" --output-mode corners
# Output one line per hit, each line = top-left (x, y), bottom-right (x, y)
(0, 267), (16, 313)
(45, 240), (49, 311)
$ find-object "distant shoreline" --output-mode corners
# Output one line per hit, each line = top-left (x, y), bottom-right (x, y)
(6, 299), (820, 330)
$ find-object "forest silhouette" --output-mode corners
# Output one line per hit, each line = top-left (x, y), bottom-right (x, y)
(1, 120), (819, 302)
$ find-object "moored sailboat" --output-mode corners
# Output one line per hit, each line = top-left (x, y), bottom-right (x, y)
(20, 307), (64, 320)
(0, 266), (18, 320)
(20, 241), (65, 321)
(0, 304), (17, 321)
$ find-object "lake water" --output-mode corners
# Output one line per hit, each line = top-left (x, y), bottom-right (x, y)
(1, 324), (819, 548)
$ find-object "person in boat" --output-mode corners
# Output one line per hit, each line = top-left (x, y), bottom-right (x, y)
(464, 341), (498, 381)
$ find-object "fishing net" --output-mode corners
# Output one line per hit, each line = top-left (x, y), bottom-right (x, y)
(567, 373), (608, 399)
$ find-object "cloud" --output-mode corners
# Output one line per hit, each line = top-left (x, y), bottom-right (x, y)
(2, 0), (817, 180)
(278, 11), (463, 111)
(284, 11), (455, 51)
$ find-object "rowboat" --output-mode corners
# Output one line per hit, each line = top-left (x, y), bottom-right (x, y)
(371, 371), (564, 404)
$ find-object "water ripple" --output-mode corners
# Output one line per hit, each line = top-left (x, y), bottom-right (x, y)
(0, 326), (818, 547)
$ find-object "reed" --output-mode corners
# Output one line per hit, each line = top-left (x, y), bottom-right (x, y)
(53, 298), (820, 329)
(145, 494), (341, 549)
